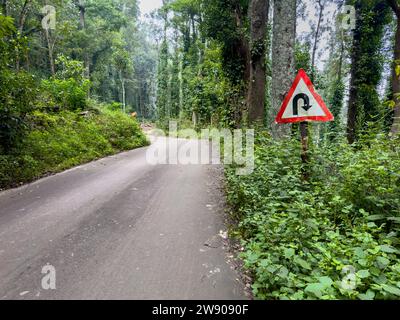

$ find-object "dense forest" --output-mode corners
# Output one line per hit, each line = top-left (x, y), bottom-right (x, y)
(1, 0), (400, 300)
(0, 0), (151, 187)
(151, 0), (400, 299)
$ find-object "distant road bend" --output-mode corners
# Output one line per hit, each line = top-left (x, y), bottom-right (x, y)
(0, 136), (246, 300)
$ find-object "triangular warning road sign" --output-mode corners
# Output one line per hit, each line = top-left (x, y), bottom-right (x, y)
(275, 69), (334, 124)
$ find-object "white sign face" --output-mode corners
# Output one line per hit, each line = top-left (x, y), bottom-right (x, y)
(282, 78), (327, 119)
(276, 69), (334, 124)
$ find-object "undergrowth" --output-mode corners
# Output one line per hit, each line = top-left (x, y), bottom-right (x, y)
(0, 109), (149, 189)
(225, 131), (400, 300)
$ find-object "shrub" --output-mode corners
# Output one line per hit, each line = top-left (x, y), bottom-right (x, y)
(40, 55), (91, 112)
(226, 132), (400, 300)
(0, 70), (38, 153)
(0, 110), (149, 189)
(41, 78), (91, 111)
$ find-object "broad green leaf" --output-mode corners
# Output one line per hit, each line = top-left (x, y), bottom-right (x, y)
(284, 248), (295, 259)
(277, 266), (289, 278)
(358, 290), (375, 300)
(357, 270), (370, 279)
(354, 247), (366, 258)
(388, 217), (400, 224)
(382, 284), (400, 297)
(376, 256), (390, 267)
(295, 257), (312, 270)
(318, 276), (333, 287)
(305, 283), (324, 298)
(379, 245), (398, 254)
(358, 259), (368, 267)
(366, 214), (384, 221)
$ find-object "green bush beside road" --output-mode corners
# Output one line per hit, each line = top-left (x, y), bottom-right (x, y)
(225, 132), (400, 300)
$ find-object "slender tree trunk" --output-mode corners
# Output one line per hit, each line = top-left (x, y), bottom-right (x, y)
(18, 0), (31, 33)
(312, 0), (325, 80)
(271, 0), (297, 137)
(247, 0), (269, 124)
(77, 0), (85, 29)
(1, 0), (8, 15)
(388, 0), (400, 136)
(347, 3), (362, 144)
(44, 28), (55, 76)
(75, 1), (90, 79)
(231, 4), (251, 85)
(140, 84), (145, 119)
(119, 71), (126, 113)
(233, 5), (251, 127)
(43, 0), (55, 76)
(16, 0), (32, 71)
(338, 30), (345, 81)
(179, 57), (183, 117)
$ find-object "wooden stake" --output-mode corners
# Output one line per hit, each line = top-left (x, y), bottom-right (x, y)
(300, 121), (309, 179)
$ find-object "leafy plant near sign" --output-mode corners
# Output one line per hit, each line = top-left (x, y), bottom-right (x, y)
(225, 131), (400, 300)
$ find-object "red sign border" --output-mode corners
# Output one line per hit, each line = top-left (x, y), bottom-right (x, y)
(275, 69), (334, 124)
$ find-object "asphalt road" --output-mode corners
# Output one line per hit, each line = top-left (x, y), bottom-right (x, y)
(0, 136), (246, 300)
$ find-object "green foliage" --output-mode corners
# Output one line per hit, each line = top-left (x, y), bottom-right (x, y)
(327, 79), (345, 138)
(295, 42), (312, 74)
(0, 70), (38, 153)
(202, 0), (250, 83)
(106, 102), (124, 112)
(0, 17), (38, 152)
(347, 0), (392, 138)
(226, 133), (400, 300)
(0, 109), (149, 189)
(183, 42), (234, 126)
(156, 40), (170, 122)
(40, 55), (91, 111)
(41, 78), (91, 111)
(1, 2), (149, 189)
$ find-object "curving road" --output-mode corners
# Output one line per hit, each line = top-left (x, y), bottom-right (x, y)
(0, 136), (246, 300)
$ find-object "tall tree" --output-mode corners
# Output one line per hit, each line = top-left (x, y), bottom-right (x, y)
(387, 0), (400, 136)
(311, 0), (327, 81)
(202, 0), (250, 85)
(325, 7), (350, 139)
(156, 2), (171, 122)
(271, 0), (297, 137)
(15, 0), (33, 71)
(74, 0), (89, 78)
(1, 0), (8, 16)
(346, 0), (390, 144)
(42, 0), (56, 75)
(247, 0), (269, 124)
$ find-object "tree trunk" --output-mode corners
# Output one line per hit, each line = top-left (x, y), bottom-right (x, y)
(119, 71), (126, 113)
(338, 30), (345, 81)
(43, 0), (55, 76)
(388, 0), (400, 136)
(16, 0), (32, 71)
(44, 28), (55, 76)
(18, 0), (31, 33)
(271, 0), (297, 137)
(2, 0), (8, 15)
(247, 0), (269, 124)
(347, 3), (362, 144)
(234, 4), (251, 84)
(77, 0), (85, 29)
(311, 0), (325, 80)
(179, 57), (183, 117)
(75, 1), (90, 79)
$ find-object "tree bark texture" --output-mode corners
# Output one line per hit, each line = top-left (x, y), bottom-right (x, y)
(271, 0), (297, 138)
(247, 0), (269, 124)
